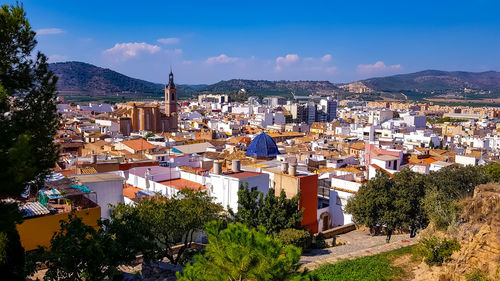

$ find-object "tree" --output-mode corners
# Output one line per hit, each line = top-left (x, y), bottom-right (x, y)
(177, 221), (316, 281)
(111, 189), (224, 265)
(485, 162), (500, 183)
(0, 4), (60, 279)
(345, 170), (423, 242)
(345, 171), (393, 236)
(232, 183), (303, 234)
(34, 214), (137, 281)
(392, 169), (428, 237)
(422, 165), (489, 229)
(143, 132), (155, 139)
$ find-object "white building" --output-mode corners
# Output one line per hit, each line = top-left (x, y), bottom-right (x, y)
(369, 109), (393, 125)
(73, 173), (125, 219)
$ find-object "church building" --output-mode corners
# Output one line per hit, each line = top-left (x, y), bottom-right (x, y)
(113, 71), (179, 134)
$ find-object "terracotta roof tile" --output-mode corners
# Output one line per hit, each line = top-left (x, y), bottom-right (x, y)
(157, 178), (206, 191)
(120, 139), (156, 151)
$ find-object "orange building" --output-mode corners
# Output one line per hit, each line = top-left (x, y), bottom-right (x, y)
(269, 165), (318, 233)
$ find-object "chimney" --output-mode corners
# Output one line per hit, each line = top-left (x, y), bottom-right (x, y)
(280, 162), (289, 174)
(213, 160), (222, 175)
(288, 163), (297, 176)
(232, 159), (241, 173)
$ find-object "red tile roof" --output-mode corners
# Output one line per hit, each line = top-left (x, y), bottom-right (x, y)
(121, 139), (156, 151)
(225, 171), (263, 179)
(123, 183), (142, 200)
(157, 178), (206, 191)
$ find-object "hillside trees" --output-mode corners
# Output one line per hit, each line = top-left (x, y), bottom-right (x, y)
(177, 221), (316, 281)
(0, 4), (60, 279)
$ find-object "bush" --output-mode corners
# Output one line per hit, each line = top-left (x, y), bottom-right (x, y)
(276, 228), (312, 250)
(465, 269), (489, 281)
(417, 236), (461, 266)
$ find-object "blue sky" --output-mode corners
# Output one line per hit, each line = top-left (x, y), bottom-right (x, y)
(9, 0), (500, 84)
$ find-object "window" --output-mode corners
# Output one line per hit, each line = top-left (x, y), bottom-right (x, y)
(251, 186), (258, 192)
(336, 196), (342, 205)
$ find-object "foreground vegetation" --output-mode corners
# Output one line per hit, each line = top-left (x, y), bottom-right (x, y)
(345, 163), (500, 242)
(313, 246), (418, 281)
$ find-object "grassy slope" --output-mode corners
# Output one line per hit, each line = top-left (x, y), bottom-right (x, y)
(312, 245), (419, 281)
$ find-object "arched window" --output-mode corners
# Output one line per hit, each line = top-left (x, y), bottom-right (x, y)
(171, 93), (175, 100)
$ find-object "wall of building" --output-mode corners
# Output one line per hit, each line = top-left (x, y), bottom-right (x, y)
(17, 206), (101, 251)
(299, 174), (318, 233)
(79, 179), (124, 219)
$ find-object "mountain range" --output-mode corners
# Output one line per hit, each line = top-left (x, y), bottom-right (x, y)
(48, 61), (500, 100)
(360, 70), (500, 93)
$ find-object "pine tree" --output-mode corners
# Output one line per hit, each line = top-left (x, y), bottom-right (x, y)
(177, 221), (316, 281)
(0, 4), (60, 279)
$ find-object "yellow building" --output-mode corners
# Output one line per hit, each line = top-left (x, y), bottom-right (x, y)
(16, 178), (102, 251)
(17, 206), (101, 251)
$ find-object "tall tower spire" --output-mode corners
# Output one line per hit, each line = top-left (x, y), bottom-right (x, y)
(165, 70), (177, 116)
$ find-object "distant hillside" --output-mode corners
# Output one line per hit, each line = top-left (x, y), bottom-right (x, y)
(359, 70), (500, 93)
(199, 79), (340, 96)
(48, 62), (196, 98)
(49, 62), (500, 102)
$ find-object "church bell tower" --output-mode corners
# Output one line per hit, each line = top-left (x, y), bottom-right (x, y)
(165, 70), (177, 116)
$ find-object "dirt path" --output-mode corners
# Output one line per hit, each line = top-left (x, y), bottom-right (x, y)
(300, 230), (418, 270)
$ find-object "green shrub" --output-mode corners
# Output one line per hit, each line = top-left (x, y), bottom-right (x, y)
(313, 255), (394, 281)
(417, 236), (461, 266)
(465, 269), (489, 281)
(275, 228), (312, 250)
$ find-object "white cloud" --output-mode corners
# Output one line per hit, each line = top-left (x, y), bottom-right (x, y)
(36, 28), (64, 35)
(206, 54), (239, 64)
(157, 37), (180, 45)
(103, 42), (160, 61)
(357, 61), (402, 74)
(325, 66), (337, 73)
(276, 54), (299, 64)
(275, 54), (299, 71)
(48, 54), (68, 62)
(321, 54), (332, 62)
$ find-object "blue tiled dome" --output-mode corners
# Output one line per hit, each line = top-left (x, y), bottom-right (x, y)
(245, 133), (280, 158)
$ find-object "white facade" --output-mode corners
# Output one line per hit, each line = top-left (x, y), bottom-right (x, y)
(209, 172), (269, 212)
(74, 173), (125, 219)
(369, 109), (393, 125)
(455, 155), (479, 166)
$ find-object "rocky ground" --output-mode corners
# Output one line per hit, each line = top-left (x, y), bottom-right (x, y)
(411, 183), (500, 281)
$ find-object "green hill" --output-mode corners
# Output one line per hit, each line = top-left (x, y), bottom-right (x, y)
(48, 61), (197, 98)
(360, 70), (500, 93)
